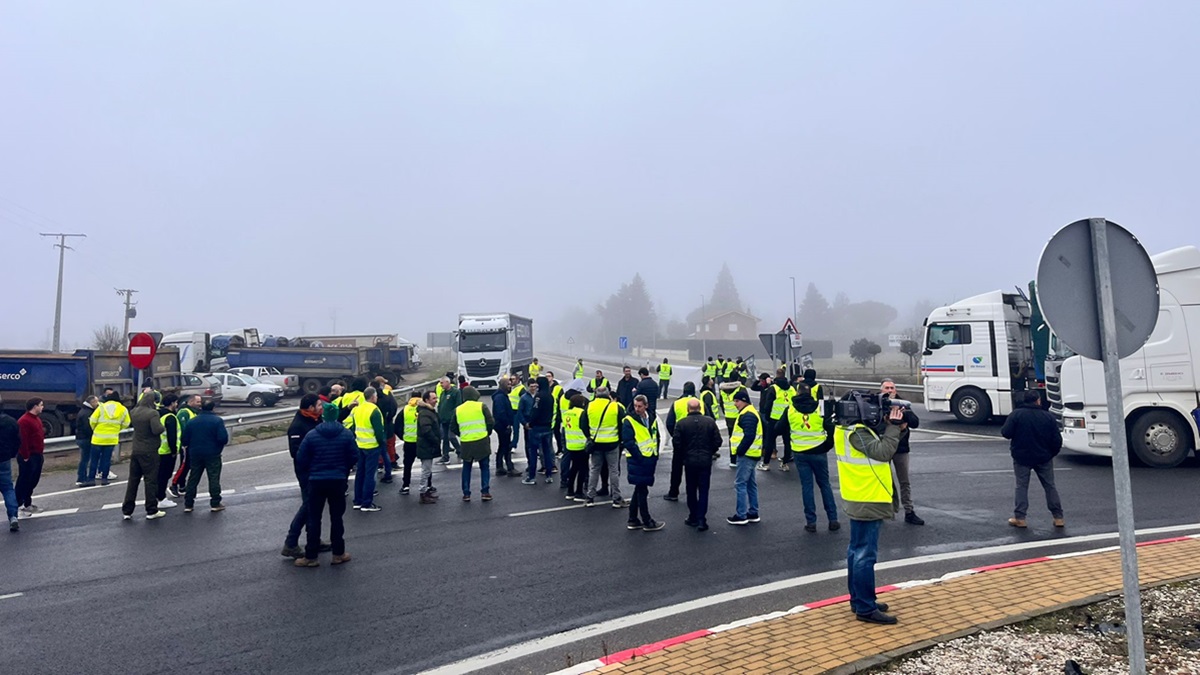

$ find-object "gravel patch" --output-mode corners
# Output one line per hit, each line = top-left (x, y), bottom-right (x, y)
(870, 580), (1200, 674)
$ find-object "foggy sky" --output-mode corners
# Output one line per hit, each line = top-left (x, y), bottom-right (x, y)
(2, 1), (1195, 350)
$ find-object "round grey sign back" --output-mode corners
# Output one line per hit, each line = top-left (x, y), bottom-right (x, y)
(1036, 219), (1159, 360)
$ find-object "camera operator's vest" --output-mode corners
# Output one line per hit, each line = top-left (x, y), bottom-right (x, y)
(730, 406), (763, 459)
(786, 407), (826, 453)
(834, 424), (893, 503)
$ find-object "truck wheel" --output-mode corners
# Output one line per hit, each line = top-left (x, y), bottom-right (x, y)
(302, 378), (322, 396)
(248, 393), (265, 408)
(41, 410), (66, 438)
(1130, 411), (1192, 468)
(951, 388), (992, 425)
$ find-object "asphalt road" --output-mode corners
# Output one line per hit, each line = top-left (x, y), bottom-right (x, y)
(5, 380), (1200, 675)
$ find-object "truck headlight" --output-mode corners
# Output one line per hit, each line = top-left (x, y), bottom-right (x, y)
(1063, 418), (1086, 429)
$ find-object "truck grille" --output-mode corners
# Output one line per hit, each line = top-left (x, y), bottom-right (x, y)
(1045, 372), (1063, 428)
(465, 359), (501, 378)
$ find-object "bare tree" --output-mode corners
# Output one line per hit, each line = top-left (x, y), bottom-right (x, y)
(92, 324), (125, 351)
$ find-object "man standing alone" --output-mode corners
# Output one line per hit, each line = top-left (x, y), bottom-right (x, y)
(657, 359), (672, 400)
(122, 392), (164, 520)
(672, 399), (721, 531)
(1001, 390), (1064, 528)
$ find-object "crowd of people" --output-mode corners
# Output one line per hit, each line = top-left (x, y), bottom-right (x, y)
(0, 356), (1069, 626)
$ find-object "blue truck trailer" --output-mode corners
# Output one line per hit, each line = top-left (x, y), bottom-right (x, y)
(224, 345), (404, 396)
(0, 348), (182, 437)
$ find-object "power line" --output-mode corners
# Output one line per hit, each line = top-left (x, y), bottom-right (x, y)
(40, 232), (87, 352)
(116, 288), (139, 349)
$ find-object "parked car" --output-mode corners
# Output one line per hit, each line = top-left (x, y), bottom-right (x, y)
(228, 366), (300, 395)
(208, 372), (283, 408)
(180, 373), (223, 407)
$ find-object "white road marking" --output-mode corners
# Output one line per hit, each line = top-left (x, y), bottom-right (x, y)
(101, 503), (122, 510)
(508, 501), (613, 517)
(35, 483), (119, 499)
(413, 522), (1200, 675)
(962, 468), (1071, 475)
(255, 482), (297, 491)
(911, 428), (1003, 441)
(28, 508), (78, 519)
(0, 593), (24, 601)
(224, 450), (289, 465)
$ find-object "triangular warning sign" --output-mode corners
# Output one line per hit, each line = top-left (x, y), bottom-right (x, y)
(781, 318), (798, 334)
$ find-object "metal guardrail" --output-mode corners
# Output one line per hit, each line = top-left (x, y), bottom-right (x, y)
(43, 378), (440, 456)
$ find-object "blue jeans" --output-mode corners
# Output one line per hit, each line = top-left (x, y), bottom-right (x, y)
(89, 443), (114, 480)
(462, 459), (491, 496)
(0, 459), (17, 521)
(76, 440), (95, 483)
(734, 455), (759, 518)
(794, 452), (839, 524)
(355, 448), (380, 506)
(847, 518), (884, 616)
(511, 418), (522, 448)
(526, 427), (555, 480)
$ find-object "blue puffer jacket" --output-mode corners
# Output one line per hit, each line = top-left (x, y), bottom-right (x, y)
(296, 421), (357, 481)
(622, 415), (659, 486)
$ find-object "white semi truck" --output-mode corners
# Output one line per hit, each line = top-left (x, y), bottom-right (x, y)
(1049, 246), (1200, 468)
(456, 313), (534, 391)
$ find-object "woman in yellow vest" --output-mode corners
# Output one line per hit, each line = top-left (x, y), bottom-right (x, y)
(560, 394), (590, 500)
(452, 387), (495, 501)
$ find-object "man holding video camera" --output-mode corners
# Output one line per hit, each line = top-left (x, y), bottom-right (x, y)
(835, 390), (906, 625)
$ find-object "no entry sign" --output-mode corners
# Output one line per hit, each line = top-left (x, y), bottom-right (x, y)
(128, 332), (157, 369)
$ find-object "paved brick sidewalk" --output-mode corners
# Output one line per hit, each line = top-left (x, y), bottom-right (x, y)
(572, 536), (1200, 675)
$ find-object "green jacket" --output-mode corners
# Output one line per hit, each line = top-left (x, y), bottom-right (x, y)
(437, 386), (462, 423)
(842, 424), (902, 522)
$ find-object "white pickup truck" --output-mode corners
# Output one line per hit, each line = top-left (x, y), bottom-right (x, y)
(228, 366), (300, 395)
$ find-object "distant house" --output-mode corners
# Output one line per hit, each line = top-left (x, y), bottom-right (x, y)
(692, 310), (760, 340)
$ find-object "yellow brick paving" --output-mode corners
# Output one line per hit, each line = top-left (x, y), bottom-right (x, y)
(588, 538), (1200, 675)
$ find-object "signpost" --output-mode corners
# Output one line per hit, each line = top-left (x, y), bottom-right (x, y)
(1037, 218), (1160, 675)
(128, 332), (157, 393)
(618, 336), (628, 351)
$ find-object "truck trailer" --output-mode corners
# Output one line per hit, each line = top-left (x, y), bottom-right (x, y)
(224, 345), (401, 396)
(456, 313), (534, 390)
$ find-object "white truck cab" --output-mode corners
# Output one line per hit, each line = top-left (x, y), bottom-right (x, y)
(922, 291), (1035, 424)
(1052, 246), (1200, 467)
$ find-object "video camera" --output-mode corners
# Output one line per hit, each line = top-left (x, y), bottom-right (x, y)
(834, 390), (911, 427)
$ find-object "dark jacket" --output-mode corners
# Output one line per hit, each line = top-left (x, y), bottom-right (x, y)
(636, 377), (660, 416)
(491, 389), (514, 426)
(622, 414), (659, 486)
(895, 408), (920, 455)
(287, 410), (321, 460)
(673, 412), (722, 467)
(437, 386), (462, 424)
(415, 403), (442, 460)
(529, 377), (555, 428)
(1001, 403), (1062, 466)
(376, 388), (399, 439)
(452, 387), (495, 461)
(296, 421), (357, 481)
(616, 376), (638, 409)
(130, 394), (165, 456)
(752, 379), (776, 420)
(75, 404), (95, 441)
(0, 414), (19, 462)
(181, 410), (229, 459)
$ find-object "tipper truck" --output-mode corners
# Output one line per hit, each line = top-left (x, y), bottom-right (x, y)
(456, 313), (534, 390)
(224, 345), (399, 396)
(1049, 246), (1200, 468)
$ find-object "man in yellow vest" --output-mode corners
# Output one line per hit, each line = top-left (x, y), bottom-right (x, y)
(90, 391), (130, 487)
(528, 358), (542, 381)
(397, 395), (422, 494)
(452, 386), (495, 501)
(835, 392), (904, 625)
(573, 359), (585, 379)
(759, 376), (795, 472)
(349, 387), (386, 512)
(657, 359), (672, 400)
(622, 394), (663, 531)
(718, 381), (747, 465)
(560, 394), (590, 500)
(508, 374), (526, 449)
(580, 388), (624, 507)
(586, 370), (610, 400)
(777, 387), (839, 533)
(726, 390), (762, 526)
(155, 394), (182, 510)
(698, 377), (720, 422)
(722, 358), (738, 383)
(663, 381), (701, 501)
(714, 355), (726, 385)
(703, 357), (717, 382)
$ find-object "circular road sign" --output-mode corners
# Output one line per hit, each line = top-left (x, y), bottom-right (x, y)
(1036, 219), (1159, 360)
(128, 332), (158, 370)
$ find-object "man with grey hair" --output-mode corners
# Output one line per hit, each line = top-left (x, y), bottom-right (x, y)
(75, 394), (99, 487)
(581, 387), (625, 508)
(0, 395), (20, 531)
(880, 378), (923, 525)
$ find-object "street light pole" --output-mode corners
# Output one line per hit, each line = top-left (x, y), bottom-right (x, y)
(40, 232), (86, 351)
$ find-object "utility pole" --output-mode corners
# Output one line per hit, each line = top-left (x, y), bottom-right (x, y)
(116, 288), (138, 348)
(40, 232), (86, 351)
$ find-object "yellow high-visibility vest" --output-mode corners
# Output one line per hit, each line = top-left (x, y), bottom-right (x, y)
(573, 363), (585, 378)
(770, 385), (795, 420)
(704, 362), (717, 377)
(658, 364), (672, 379)
(586, 399), (622, 443)
(700, 390), (718, 418)
(528, 363), (541, 380)
(551, 384), (564, 423)
(562, 407), (587, 451)
(340, 390), (365, 410)
(672, 396), (698, 421)
(623, 415), (659, 458)
(509, 384), (525, 411)
(786, 407), (826, 452)
(351, 401), (381, 449)
(720, 386), (745, 419)
(724, 361), (737, 378)
(834, 425), (893, 503)
(730, 405), (763, 459)
(402, 405), (419, 443)
(158, 411), (177, 455)
(90, 401), (130, 446)
(455, 400), (488, 442)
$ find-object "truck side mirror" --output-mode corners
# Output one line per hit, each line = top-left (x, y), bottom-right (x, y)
(922, 349), (933, 356)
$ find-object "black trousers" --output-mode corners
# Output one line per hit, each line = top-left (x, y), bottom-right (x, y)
(666, 452), (685, 498)
(684, 464), (712, 525)
(306, 479), (347, 559)
(761, 424), (779, 464)
(286, 469), (309, 548)
(566, 452), (588, 495)
(628, 484), (651, 524)
(155, 453), (177, 501)
(493, 424), (516, 472)
(402, 442), (417, 488)
(122, 453), (159, 516)
(15, 454), (44, 507)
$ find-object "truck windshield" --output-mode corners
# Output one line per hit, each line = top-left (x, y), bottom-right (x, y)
(1049, 334), (1076, 360)
(459, 332), (506, 353)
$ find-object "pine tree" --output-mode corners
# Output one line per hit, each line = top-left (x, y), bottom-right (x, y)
(798, 283), (831, 335)
(709, 263), (743, 314)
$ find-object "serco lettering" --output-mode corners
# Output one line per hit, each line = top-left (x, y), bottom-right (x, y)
(0, 368), (27, 381)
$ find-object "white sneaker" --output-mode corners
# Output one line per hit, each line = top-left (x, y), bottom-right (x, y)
(75, 481), (85, 487)
(146, 511), (166, 520)
(105, 471), (118, 480)
(756, 463), (770, 472)
(159, 499), (177, 509)
(25, 505), (40, 514)
(122, 514), (132, 521)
